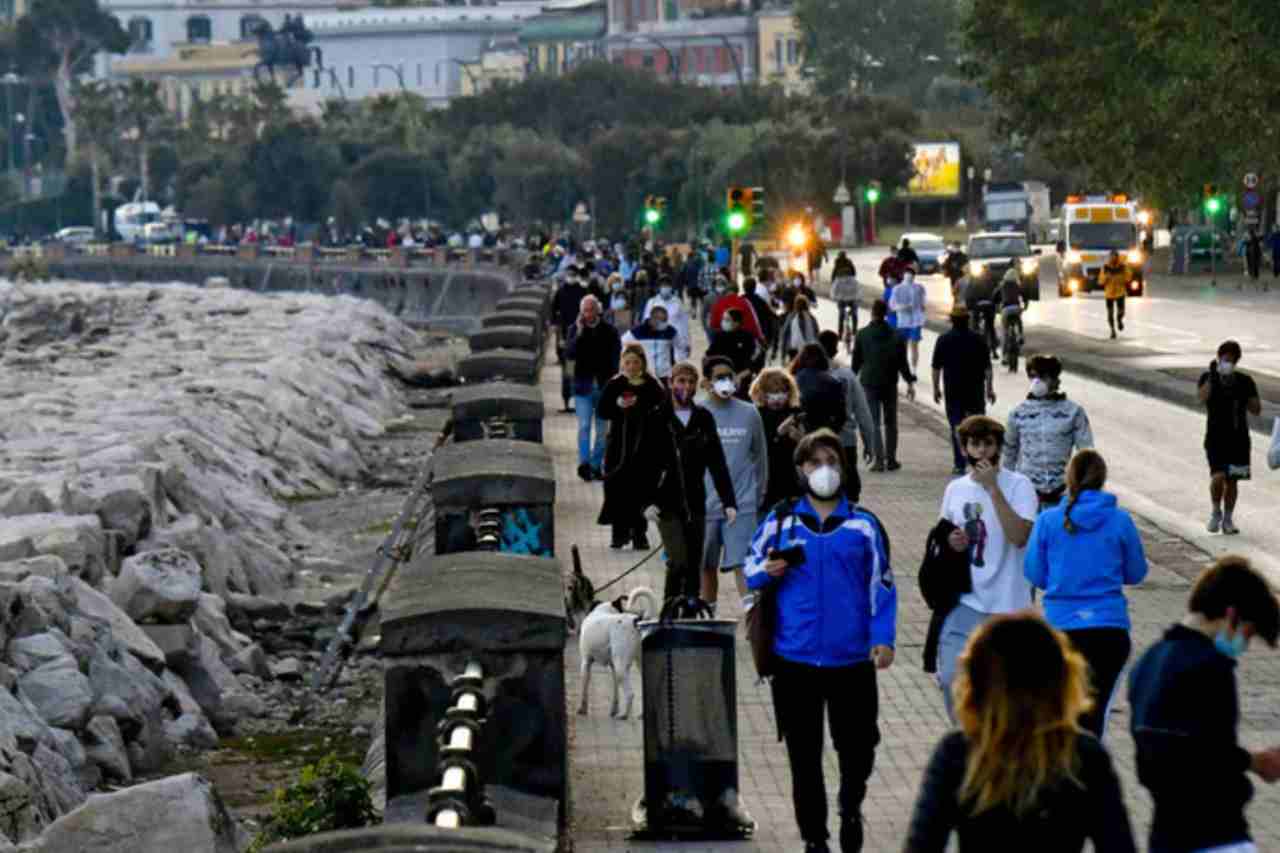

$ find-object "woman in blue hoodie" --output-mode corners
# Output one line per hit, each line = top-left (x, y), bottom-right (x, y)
(1025, 449), (1148, 739)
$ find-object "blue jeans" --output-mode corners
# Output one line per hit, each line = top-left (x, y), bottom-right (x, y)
(937, 603), (989, 721)
(574, 386), (606, 468)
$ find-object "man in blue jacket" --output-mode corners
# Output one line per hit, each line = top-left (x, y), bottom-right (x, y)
(744, 429), (896, 853)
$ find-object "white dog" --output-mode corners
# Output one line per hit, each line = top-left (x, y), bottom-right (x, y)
(567, 566), (656, 719)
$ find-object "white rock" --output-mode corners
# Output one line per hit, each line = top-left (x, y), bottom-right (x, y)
(15, 772), (239, 853)
(227, 643), (271, 680)
(68, 580), (165, 672)
(7, 633), (71, 674)
(108, 549), (201, 625)
(83, 716), (130, 784)
(190, 594), (248, 661)
(0, 516), (108, 585)
(17, 658), (92, 729)
(60, 471), (164, 551)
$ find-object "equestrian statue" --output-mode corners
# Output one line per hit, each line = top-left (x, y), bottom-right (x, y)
(253, 15), (323, 87)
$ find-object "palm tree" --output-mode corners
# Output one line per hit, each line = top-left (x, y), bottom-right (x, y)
(116, 78), (163, 201)
(69, 79), (118, 237)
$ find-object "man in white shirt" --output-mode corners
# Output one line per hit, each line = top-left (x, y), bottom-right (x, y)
(642, 276), (692, 362)
(889, 269), (927, 372)
(935, 415), (1038, 719)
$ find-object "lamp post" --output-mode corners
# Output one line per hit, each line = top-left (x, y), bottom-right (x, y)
(436, 58), (481, 96)
(714, 34), (744, 87)
(631, 35), (679, 83)
(371, 62), (407, 92)
(2, 71), (20, 180)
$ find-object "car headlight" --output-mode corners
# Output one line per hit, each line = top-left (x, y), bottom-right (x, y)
(1068, 278), (1080, 292)
(1126, 249), (1143, 264)
(1065, 250), (1082, 264)
(968, 261), (985, 276)
(1020, 258), (1038, 274)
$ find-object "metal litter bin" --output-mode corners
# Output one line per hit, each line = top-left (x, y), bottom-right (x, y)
(631, 604), (755, 839)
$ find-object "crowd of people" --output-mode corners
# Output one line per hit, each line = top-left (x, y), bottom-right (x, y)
(537, 231), (1275, 853)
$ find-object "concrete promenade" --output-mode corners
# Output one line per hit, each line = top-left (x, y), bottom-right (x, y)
(547, 305), (1280, 852)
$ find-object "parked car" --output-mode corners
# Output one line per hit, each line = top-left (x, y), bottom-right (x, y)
(52, 226), (96, 245)
(900, 232), (947, 274)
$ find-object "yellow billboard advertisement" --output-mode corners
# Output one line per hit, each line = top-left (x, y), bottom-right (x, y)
(902, 142), (961, 199)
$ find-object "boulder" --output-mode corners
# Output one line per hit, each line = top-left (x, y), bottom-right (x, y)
(60, 472), (163, 551)
(86, 645), (165, 740)
(16, 772), (240, 853)
(137, 516), (251, 599)
(191, 594), (248, 662)
(0, 770), (36, 845)
(0, 482), (55, 519)
(227, 643), (271, 680)
(168, 635), (241, 735)
(0, 687), (57, 756)
(271, 657), (304, 683)
(48, 728), (97, 790)
(139, 625), (196, 670)
(223, 592), (290, 623)
(7, 633), (71, 674)
(69, 580), (165, 672)
(0, 515), (109, 585)
(83, 716), (130, 784)
(17, 658), (92, 729)
(0, 558), (68, 585)
(158, 672), (217, 750)
(28, 743), (84, 814)
(3, 576), (73, 639)
(108, 549), (201, 625)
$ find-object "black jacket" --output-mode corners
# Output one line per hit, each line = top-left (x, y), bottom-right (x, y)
(645, 402), (736, 522)
(553, 282), (587, 331)
(707, 328), (757, 374)
(918, 519), (971, 673)
(832, 256), (856, 278)
(853, 320), (916, 389)
(793, 367), (847, 436)
(905, 731), (1136, 853)
(596, 374), (666, 526)
(565, 321), (621, 395)
(1128, 625), (1254, 852)
(758, 406), (803, 512)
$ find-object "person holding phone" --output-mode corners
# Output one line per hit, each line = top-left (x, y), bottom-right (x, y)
(743, 429), (897, 853)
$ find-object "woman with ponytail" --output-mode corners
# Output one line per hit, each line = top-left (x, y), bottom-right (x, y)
(1024, 450), (1148, 738)
(905, 613), (1136, 852)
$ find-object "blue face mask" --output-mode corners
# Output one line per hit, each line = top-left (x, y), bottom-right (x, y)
(1214, 627), (1248, 659)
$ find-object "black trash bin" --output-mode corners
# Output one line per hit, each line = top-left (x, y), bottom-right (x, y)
(631, 608), (755, 839)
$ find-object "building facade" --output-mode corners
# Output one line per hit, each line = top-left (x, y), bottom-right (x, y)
(606, 15), (756, 88)
(756, 7), (806, 94)
(109, 42), (262, 121)
(520, 0), (606, 76)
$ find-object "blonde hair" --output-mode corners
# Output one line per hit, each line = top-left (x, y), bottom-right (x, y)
(669, 360), (699, 385)
(620, 342), (648, 372)
(748, 368), (800, 407)
(954, 612), (1092, 817)
(1063, 450), (1108, 533)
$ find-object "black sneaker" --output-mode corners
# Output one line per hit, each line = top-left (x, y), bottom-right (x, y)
(591, 467), (605, 481)
(610, 537), (629, 550)
(803, 843), (830, 853)
(886, 460), (902, 472)
(839, 815), (864, 853)
(577, 463), (592, 482)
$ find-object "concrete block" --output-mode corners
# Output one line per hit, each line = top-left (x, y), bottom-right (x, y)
(457, 349), (541, 385)
(468, 324), (540, 353)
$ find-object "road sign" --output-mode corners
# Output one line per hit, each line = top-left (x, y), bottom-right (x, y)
(1243, 189), (1261, 210)
(833, 182), (851, 205)
(1244, 172), (1259, 189)
(573, 202), (590, 223)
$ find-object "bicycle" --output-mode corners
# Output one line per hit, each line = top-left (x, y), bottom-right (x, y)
(1001, 305), (1024, 372)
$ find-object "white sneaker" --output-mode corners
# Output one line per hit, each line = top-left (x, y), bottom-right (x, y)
(1208, 509), (1222, 533)
(1223, 517), (1240, 535)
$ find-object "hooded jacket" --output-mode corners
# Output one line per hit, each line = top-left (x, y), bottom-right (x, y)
(1024, 490), (1148, 631)
(745, 496), (896, 667)
(622, 322), (678, 379)
(1098, 261), (1132, 300)
(1005, 394), (1095, 495)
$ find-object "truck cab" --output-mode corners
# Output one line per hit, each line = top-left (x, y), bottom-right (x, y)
(1056, 195), (1147, 297)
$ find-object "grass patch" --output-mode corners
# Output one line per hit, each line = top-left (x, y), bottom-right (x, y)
(279, 490), (342, 505)
(221, 729), (371, 770)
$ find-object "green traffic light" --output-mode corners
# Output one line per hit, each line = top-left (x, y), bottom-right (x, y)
(727, 210), (747, 233)
(644, 208), (660, 225)
(1205, 197), (1222, 214)
(865, 187), (881, 204)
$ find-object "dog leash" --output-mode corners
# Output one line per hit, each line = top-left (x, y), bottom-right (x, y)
(593, 544), (664, 595)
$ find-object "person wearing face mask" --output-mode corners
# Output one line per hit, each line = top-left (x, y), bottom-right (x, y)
(744, 276), (778, 369)
(1024, 450), (1148, 739)
(706, 308), (759, 389)
(641, 275), (691, 363)
(744, 429), (896, 853)
(749, 368), (806, 512)
(1004, 354), (1094, 511)
(642, 361), (738, 604)
(778, 294), (822, 363)
(1199, 340), (1261, 535)
(889, 268), (927, 372)
(791, 271), (818, 307)
(936, 416), (1038, 719)
(604, 273), (631, 329)
(621, 304), (678, 384)
(597, 344), (665, 550)
(1127, 556), (1280, 853)
(698, 356), (768, 612)
(706, 277), (766, 345)
(565, 294), (622, 482)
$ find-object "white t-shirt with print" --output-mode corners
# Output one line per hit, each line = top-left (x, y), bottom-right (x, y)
(939, 469), (1038, 614)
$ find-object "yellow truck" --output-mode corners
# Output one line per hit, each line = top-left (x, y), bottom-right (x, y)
(1054, 195), (1147, 298)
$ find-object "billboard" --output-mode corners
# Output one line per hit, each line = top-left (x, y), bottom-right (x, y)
(902, 142), (961, 199)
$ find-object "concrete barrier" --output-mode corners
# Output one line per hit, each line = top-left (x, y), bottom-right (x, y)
(480, 311), (540, 334)
(449, 382), (545, 444)
(457, 349), (541, 385)
(430, 439), (554, 556)
(468, 324), (540, 354)
(265, 824), (555, 852)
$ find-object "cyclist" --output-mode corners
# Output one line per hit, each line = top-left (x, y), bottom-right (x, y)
(997, 267), (1027, 365)
(942, 242), (969, 302)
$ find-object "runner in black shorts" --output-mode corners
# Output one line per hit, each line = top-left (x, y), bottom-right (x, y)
(1198, 340), (1261, 535)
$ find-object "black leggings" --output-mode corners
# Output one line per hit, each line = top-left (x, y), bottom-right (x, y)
(1106, 296), (1126, 329)
(1065, 628), (1131, 739)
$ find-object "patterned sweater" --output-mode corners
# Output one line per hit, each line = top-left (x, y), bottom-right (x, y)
(1004, 395), (1094, 494)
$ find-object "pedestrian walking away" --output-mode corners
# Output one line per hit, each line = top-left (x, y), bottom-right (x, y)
(932, 306), (995, 476)
(1003, 353), (1094, 510)
(565, 294), (622, 480)
(790, 343), (848, 438)
(935, 415), (1037, 719)
(744, 430), (896, 853)
(820, 330), (876, 502)
(1098, 250), (1131, 339)
(1024, 450), (1148, 738)
(698, 356), (767, 612)
(596, 345), (665, 549)
(830, 252), (860, 348)
(853, 299), (916, 471)
(905, 612), (1137, 853)
(1128, 556), (1280, 853)
(642, 361), (738, 603)
(553, 269), (589, 412)
(1199, 340), (1261, 535)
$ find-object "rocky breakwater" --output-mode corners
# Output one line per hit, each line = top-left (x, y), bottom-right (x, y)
(0, 279), (424, 849)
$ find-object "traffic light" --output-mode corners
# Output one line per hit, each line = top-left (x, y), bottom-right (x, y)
(726, 186), (751, 234)
(750, 186), (766, 225)
(643, 194), (665, 226)
(1205, 196), (1222, 215)
(865, 182), (881, 204)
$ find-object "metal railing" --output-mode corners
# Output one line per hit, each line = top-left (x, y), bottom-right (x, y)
(425, 659), (493, 828)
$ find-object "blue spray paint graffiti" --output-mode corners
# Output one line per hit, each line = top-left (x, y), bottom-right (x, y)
(501, 508), (552, 556)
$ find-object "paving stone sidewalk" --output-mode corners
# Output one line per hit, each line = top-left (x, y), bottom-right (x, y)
(543, 303), (1280, 853)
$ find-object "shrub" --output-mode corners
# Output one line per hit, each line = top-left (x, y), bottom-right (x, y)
(248, 754), (378, 852)
(8, 255), (50, 283)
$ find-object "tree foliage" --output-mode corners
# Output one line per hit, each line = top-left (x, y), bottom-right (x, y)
(963, 0), (1280, 210)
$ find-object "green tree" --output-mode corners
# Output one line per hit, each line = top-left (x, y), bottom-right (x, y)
(794, 0), (956, 96)
(115, 78), (164, 201)
(68, 79), (117, 236)
(17, 0), (128, 162)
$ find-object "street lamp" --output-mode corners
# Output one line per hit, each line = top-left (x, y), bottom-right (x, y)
(435, 58), (481, 96)
(2, 71), (20, 179)
(371, 63), (407, 92)
(631, 35), (680, 83)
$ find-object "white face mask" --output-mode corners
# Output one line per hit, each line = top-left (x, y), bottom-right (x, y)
(712, 377), (735, 398)
(654, 320), (668, 331)
(660, 286), (673, 298)
(1218, 359), (1236, 376)
(612, 282), (623, 292)
(765, 392), (788, 406)
(1029, 378), (1050, 398)
(806, 464), (841, 499)
(721, 318), (737, 332)
(715, 285), (727, 294)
